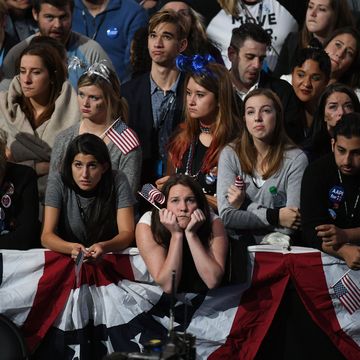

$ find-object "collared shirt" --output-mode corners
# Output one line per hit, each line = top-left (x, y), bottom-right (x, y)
(235, 79), (260, 101)
(150, 73), (180, 129)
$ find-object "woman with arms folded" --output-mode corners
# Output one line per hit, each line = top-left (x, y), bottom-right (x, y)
(50, 61), (141, 193)
(41, 134), (135, 260)
(136, 174), (227, 293)
(217, 89), (308, 245)
(0, 40), (79, 199)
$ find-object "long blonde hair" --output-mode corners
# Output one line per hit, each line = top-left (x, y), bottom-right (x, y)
(77, 67), (128, 124)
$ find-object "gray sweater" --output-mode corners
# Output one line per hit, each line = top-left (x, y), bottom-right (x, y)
(217, 145), (308, 243)
(49, 123), (142, 193)
(45, 170), (135, 246)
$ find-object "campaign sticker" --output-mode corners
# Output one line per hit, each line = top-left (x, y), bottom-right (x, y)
(328, 185), (345, 204)
(106, 27), (119, 39)
(1, 194), (11, 208)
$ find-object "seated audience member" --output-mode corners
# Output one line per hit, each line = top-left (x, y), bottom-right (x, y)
(71, 0), (148, 82)
(227, 23), (304, 145)
(0, 0), (113, 90)
(42, 134), (135, 260)
(301, 113), (360, 269)
(5, 0), (38, 43)
(206, 0), (306, 71)
(274, 0), (354, 77)
(310, 83), (360, 159)
(323, 27), (360, 97)
(136, 174), (228, 293)
(121, 10), (188, 184)
(0, 130), (40, 250)
(50, 61), (142, 193)
(156, 55), (241, 211)
(285, 43), (331, 144)
(217, 89), (308, 245)
(0, 41), (79, 199)
(159, 0), (223, 64)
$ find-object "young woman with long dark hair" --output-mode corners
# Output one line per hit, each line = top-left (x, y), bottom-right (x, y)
(0, 40), (79, 198)
(136, 174), (227, 293)
(42, 133), (135, 261)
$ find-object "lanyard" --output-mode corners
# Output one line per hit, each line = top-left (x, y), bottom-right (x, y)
(337, 169), (360, 219)
(238, 0), (279, 57)
(81, 9), (107, 40)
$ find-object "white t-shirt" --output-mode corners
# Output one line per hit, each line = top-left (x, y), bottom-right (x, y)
(206, 0), (298, 71)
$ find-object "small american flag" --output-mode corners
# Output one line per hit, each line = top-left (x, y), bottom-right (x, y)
(332, 272), (360, 314)
(235, 175), (245, 190)
(138, 183), (165, 210)
(105, 120), (139, 155)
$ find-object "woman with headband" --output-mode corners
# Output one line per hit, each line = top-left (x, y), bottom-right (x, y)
(50, 61), (142, 193)
(156, 54), (241, 211)
(0, 40), (79, 199)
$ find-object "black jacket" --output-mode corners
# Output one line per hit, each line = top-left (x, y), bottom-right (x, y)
(259, 70), (305, 145)
(121, 72), (185, 183)
(0, 162), (40, 250)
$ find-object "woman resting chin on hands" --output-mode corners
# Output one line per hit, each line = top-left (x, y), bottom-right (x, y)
(136, 174), (228, 293)
(41, 134), (136, 261)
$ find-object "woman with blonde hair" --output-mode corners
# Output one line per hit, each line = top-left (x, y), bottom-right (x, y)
(217, 88), (308, 245)
(50, 61), (142, 192)
(157, 54), (241, 210)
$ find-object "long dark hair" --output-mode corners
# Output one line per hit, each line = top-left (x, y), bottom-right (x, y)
(17, 41), (67, 128)
(300, 0), (354, 48)
(61, 133), (116, 245)
(309, 83), (360, 158)
(151, 174), (212, 249)
(324, 26), (360, 88)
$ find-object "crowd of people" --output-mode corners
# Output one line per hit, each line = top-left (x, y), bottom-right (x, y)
(0, 0), (360, 355)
